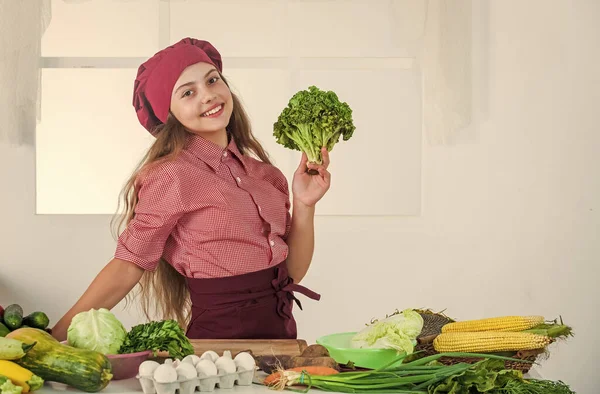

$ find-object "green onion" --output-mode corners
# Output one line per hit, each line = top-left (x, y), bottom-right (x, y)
(266, 352), (534, 392)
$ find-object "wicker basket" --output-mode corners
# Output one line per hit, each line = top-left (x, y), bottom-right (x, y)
(414, 340), (543, 373)
(414, 310), (543, 373)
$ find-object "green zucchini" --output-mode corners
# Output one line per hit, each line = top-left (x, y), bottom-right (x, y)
(22, 313), (49, 330)
(7, 328), (112, 392)
(2, 306), (23, 331)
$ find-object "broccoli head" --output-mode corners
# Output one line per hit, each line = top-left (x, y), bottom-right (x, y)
(273, 85), (355, 165)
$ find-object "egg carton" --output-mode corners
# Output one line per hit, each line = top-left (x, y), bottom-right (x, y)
(137, 369), (255, 394)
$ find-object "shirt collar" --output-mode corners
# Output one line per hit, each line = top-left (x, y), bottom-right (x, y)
(185, 133), (248, 172)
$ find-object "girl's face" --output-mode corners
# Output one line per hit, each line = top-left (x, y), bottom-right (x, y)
(170, 62), (233, 137)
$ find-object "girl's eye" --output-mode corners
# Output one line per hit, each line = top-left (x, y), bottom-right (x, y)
(182, 90), (193, 98)
(208, 76), (220, 84)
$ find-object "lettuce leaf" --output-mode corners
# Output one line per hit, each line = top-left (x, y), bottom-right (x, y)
(350, 309), (423, 354)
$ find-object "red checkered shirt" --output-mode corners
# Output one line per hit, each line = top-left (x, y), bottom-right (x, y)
(114, 135), (291, 278)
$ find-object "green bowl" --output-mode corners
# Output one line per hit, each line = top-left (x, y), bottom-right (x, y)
(316, 332), (409, 370)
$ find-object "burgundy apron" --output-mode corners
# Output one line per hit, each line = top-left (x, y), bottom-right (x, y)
(185, 262), (320, 339)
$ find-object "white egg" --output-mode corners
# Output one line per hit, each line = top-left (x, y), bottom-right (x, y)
(233, 352), (256, 372)
(200, 350), (219, 362)
(176, 362), (198, 380)
(215, 356), (236, 375)
(195, 359), (218, 377)
(182, 354), (201, 366)
(138, 360), (160, 377)
(153, 364), (178, 383)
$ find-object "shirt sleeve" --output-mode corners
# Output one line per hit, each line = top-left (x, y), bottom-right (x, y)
(114, 165), (184, 271)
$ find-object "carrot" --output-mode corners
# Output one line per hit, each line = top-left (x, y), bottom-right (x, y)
(263, 366), (339, 387)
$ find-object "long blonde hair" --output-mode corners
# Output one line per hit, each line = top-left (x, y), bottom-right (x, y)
(112, 75), (271, 328)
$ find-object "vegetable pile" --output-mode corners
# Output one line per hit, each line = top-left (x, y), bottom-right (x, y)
(273, 85), (355, 166)
(0, 306), (197, 393)
(6, 327), (112, 392)
(259, 309), (576, 394)
(66, 309), (194, 359)
(263, 354), (576, 393)
(0, 304), (51, 336)
(0, 303), (51, 393)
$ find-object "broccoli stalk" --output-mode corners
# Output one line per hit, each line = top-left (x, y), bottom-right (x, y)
(273, 86), (355, 166)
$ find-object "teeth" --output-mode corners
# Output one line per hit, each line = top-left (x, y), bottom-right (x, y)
(202, 105), (222, 117)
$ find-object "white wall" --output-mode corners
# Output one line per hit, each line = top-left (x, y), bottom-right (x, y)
(1, 1), (598, 393)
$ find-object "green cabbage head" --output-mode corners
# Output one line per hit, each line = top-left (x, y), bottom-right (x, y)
(67, 308), (127, 354)
(350, 309), (424, 354)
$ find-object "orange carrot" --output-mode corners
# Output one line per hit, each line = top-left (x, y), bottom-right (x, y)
(263, 366), (339, 387)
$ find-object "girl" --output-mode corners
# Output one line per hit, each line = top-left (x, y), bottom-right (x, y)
(51, 38), (331, 341)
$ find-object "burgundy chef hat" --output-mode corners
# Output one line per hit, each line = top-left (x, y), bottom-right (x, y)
(133, 37), (223, 134)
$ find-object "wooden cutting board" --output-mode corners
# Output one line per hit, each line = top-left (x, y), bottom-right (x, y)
(156, 339), (308, 358)
(189, 339), (309, 357)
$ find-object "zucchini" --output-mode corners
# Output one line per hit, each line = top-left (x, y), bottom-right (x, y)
(0, 360), (44, 392)
(7, 328), (112, 392)
(3, 306), (23, 331)
(0, 337), (36, 360)
(0, 323), (10, 337)
(22, 313), (49, 331)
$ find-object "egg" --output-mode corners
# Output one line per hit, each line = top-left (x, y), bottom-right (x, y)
(138, 360), (160, 377)
(153, 364), (178, 383)
(200, 350), (219, 362)
(215, 356), (236, 375)
(176, 362), (198, 380)
(233, 352), (256, 372)
(182, 354), (201, 366)
(195, 359), (218, 377)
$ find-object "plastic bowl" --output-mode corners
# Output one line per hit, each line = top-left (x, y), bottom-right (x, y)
(105, 350), (152, 380)
(316, 332), (410, 370)
(61, 341), (151, 380)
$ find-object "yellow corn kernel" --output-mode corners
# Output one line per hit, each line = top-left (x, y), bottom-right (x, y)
(433, 331), (552, 353)
(441, 316), (544, 333)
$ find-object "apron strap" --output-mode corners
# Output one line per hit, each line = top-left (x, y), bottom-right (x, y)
(272, 265), (321, 319)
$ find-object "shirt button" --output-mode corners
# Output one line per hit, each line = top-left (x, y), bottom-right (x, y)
(223, 151), (228, 157)
(269, 240), (275, 247)
(236, 176), (241, 183)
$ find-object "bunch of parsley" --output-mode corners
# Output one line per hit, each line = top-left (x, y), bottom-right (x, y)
(118, 320), (194, 359)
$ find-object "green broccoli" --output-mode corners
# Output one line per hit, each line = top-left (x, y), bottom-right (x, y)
(0, 375), (23, 394)
(273, 85), (355, 165)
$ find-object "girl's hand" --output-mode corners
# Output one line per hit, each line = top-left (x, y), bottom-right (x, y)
(291, 147), (331, 208)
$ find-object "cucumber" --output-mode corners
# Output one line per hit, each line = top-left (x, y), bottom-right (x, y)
(23, 312), (50, 330)
(3, 305), (23, 331)
(0, 323), (9, 337)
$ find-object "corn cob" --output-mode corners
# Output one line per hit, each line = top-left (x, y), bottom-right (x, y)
(441, 315), (544, 333)
(433, 331), (552, 353)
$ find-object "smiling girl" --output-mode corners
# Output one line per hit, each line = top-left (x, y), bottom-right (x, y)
(51, 38), (331, 341)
